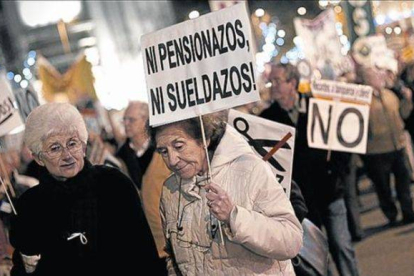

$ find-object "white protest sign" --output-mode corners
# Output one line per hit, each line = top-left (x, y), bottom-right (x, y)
(14, 85), (40, 121)
(0, 74), (24, 137)
(141, 4), (260, 126)
(228, 109), (295, 196)
(294, 9), (344, 77)
(307, 98), (369, 154)
(311, 79), (373, 104)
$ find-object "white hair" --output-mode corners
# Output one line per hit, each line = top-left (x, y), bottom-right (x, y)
(24, 103), (88, 155)
(126, 101), (149, 120)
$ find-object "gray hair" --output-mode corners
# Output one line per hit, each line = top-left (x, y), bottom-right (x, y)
(147, 113), (227, 149)
(126, 101), (149, 120)
(24, 103), (88, 155)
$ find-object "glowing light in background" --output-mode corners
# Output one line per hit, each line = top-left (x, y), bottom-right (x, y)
(189, 10), (200, 19)
(14, 74), (22, 83)
(18, 1), (82, 27)
(375, 15), (386, 25)
(319, 0), (329, 8)
(277, 29), (286, 38)
(255, 8), (265, 17)
(20, 80), (29, 89)
(22, 68), (31, 76)
(27, 58), (36, 66)
(394, 26), (402, 35)
(388, 10), (399, 21)
(385, 27), (393, 34)
(6, 72), (14, 80)
(334, 6), (342, 13)
(297, 7), (307, 16)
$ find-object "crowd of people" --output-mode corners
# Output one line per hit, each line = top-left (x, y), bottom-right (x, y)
(1, 57), (414, 276)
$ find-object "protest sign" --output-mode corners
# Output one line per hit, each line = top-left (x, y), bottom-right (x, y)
(352, 35), (394, 67)
(307, 98), (369, 154)
(14, 85), (40, 121)
(228, 109), (295, 196)
(0, 74), (24, 137)
(311, 79), (373, 104)
(294, 9), (344, 78)
(141, 4), (260, 126)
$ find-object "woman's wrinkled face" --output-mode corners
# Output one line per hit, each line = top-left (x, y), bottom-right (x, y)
(36, 133), (85, 181)
(155, 125), (208, 180)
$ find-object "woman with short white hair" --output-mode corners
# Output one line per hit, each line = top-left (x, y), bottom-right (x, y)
(10, 103), (162, 276)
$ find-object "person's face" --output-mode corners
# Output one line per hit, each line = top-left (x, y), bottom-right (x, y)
(363, 67), (386, 91)
(269, 67), (296, 110)
(155, 125), (208, 180)
(123, 106), (146, 140)
(35, 133), (85, 181)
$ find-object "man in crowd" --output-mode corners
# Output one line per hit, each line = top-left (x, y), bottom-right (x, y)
(116, 101), (170, 275)
(260, 63), (360, 276)
(360, 66), (414, 225)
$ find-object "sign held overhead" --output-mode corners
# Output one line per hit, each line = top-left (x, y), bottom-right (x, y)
(141, 4), (260, 126)
(307, 98), (369, 154)
(311, 79), (373, 104)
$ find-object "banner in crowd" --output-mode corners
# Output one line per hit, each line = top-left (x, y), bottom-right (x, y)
(307, 98), (369, 154)
(141, 4), (260, 126)
(294, 8), (343, 78)
(311, 79), (373, 104)
(0, 74), (24, 137)
(228, 109), (295, 196)
(14, 85), (40, 121)
(344, 0), (376, 45)
(37, 54), (97, 103)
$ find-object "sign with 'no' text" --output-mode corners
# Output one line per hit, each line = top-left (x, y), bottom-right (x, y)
(307, 98), (369, 154)
(141, 4), (260, 126)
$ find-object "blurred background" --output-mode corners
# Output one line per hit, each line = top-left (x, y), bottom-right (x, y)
(1, 2), (414, 275)
(0, 0), (412, 109)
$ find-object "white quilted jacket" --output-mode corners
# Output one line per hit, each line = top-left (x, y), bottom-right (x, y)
(160, 125), (303, 276)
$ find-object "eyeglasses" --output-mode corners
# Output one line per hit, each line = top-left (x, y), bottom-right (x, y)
(270, 78), (288, 87)
(122, 117), (139, 124)
(40, 139), (83, 159)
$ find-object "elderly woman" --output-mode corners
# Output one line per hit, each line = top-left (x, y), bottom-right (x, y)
(148, 115), (303, 275)
(10, 103), (161, 276)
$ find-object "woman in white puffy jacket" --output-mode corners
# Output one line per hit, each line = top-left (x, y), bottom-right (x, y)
(148, 114), (303, 276)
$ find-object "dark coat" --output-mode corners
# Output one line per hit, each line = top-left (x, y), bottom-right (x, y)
(10, 160), (162, 276)
(260, 100), (350, 226)
(116, 139), (155, 190)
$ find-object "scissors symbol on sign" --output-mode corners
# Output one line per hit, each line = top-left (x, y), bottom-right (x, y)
(233, 117), (291, 172)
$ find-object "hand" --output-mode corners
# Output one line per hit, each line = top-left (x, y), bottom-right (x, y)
(205, 183), (234, 223)
(401, 87), (412, 102)
(20, 253), (41, 274)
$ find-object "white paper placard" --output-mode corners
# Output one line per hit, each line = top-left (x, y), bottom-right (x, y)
(307, 98), (369, 154)
(141, 4), (260, 126)
(228, 109), (295, 196)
